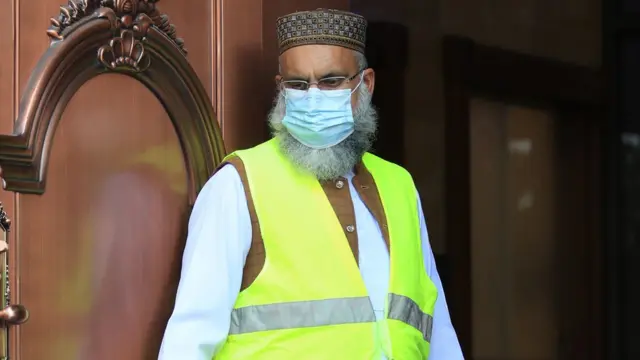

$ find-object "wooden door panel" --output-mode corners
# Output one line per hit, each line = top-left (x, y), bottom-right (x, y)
(0, 1), (14, 132)
(17, 0), (66, 91)
(469, 99), (560, 359)
(0, 1), (225, 359)
(153, 0), (214, 99)
(17, 74), (189, 360)
(0, 1), (16, 309)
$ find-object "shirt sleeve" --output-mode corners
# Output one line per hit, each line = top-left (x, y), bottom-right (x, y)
(158, 164), (252, 359)
(417, 191), (465, 360)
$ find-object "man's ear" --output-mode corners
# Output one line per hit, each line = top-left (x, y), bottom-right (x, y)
(363, 68), (375, 94)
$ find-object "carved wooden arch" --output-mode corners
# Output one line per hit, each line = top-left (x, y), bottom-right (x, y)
(0, 0), (225, 203)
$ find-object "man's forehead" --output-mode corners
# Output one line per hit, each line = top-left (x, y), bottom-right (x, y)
(279, 45), (356, 76)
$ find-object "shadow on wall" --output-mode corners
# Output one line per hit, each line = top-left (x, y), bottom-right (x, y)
(366, 22), (408, 166)
(228, 45), (272, 151)
(366, 22), (453, 289)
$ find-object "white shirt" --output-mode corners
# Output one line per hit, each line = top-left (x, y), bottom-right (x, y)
(158, 164), (464, 359)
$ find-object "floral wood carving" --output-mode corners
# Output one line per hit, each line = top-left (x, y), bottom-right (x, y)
(47, 0), (187, 58)
(98, 29), (151, 72)
(0, 0), (224, 198)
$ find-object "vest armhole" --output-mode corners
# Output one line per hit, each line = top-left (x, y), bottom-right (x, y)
(221, 156), (266, 291)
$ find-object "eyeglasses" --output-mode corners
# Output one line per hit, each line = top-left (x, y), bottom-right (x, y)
(280, 69), (365, 91)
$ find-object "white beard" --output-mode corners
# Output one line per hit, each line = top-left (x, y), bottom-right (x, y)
(268, 85), (379, 181)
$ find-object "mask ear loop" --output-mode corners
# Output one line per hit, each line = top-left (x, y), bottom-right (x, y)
(279, 81), (289, 100)
(350, 73), (365, 94)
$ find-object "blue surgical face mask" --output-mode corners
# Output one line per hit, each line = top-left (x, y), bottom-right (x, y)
(282, 77), (362, 149)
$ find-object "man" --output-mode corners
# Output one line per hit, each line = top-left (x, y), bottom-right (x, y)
(159, 8), (463, 360)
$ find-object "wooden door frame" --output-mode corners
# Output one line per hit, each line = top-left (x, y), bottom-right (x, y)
(442, 35), (605, 358)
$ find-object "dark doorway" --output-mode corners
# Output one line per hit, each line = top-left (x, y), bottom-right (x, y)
(443, 36), (604, 360)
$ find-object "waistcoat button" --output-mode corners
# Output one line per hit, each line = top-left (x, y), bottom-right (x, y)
(336, 180), (344, 189)
(346, 225), (355, 233)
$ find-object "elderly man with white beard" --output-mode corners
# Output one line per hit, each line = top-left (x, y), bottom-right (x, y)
(158, 8), (464, 360)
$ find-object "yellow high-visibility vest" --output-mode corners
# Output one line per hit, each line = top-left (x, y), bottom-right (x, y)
(215, 139), (438, 360)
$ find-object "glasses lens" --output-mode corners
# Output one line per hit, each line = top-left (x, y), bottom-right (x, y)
(317, 77), (347, 90)
(282, 81), (308, 90)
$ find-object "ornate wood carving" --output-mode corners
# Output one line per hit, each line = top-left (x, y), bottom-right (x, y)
(0, 0), (224, 202)
(48, 0), (186, 73)
(47, 0), (186, 55)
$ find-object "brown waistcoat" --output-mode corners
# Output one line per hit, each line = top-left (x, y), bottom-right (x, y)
(221, 156), (392, 290)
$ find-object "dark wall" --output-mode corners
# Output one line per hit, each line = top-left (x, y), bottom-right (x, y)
(604, 2), (640, 359)
(365, 22), (409, 166)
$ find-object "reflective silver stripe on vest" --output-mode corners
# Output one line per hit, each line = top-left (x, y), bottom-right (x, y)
(229, 296), (376, 335)
(229, 294), (433, 342)
(387, 293), (433, 342)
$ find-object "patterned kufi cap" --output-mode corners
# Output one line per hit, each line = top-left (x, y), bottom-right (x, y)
(276, 8), (367, 54)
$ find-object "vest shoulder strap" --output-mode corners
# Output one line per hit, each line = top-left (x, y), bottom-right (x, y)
(362, 152), (416, 198)
(215, 156), (265, 291)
